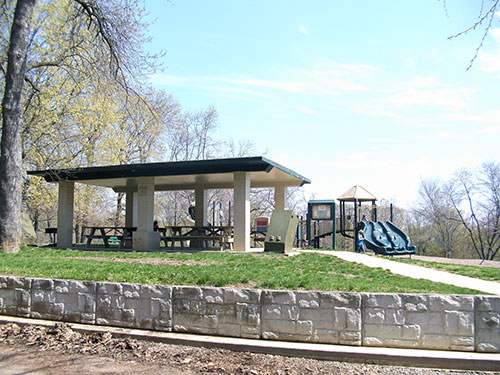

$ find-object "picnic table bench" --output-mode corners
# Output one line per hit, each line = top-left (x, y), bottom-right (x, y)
(46, 225), (233, 250)
(160, 235), (229, 250)
(160, 226), (233, 251)
(84, 227), (136, 248)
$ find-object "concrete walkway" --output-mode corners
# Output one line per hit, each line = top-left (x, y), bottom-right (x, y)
(304, 250), (500, 296)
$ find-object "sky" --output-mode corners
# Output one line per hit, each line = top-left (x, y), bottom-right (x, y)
(144, 1), (500, 208)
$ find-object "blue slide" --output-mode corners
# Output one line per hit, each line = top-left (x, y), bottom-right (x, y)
(362, 221), (417, 256)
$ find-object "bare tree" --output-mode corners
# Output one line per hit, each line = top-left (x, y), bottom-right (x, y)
(166, 106), (219, 162)
(449, 162), (500, 261)
(404, 212), (432, 256)
(443, 0), (500, 69)
(413, 178), (462, 258)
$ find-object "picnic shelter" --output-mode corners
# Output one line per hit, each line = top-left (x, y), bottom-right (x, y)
(27, 156), (311, 252)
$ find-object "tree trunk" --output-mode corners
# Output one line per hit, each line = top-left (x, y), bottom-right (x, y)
(0, 0), (38, 253)
(115, 193), (124, 227)
(74, 223), (80, 244)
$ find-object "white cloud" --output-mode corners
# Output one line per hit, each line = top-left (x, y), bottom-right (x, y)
(399, 76), (441, 89)
(478, 28), (500, 74)
(385, 87), (475, 111)
(366, 76), (477, 113)
(310, 60), (378, 77)
(309, 150), (423, 207)
(150, 60), (377, 102)
(304, 71), (371, 92)
(438, 109), (500, 124)
(219, 75), (367, 96)
(207, 85), (262, 96)
(478, 51), (500, 73)
(298, 25), (309, 35)
(295, 106), (319, 115)
(435, 122), (500, 141)
(349, 75), (483, 137)
(491, 28), (500, 42)
(404, 57), (416, 67)
(221, 78), (318, 93)
(150, 74), (197, 86)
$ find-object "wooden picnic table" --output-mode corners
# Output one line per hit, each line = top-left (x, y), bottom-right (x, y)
(159, 226), (233, 250)
(84, 226), (136, 248)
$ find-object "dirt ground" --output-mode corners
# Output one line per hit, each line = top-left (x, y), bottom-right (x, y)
(411, 255), (500, 268)
(0, 323), (498, 375)
(68, 253), (500, 269)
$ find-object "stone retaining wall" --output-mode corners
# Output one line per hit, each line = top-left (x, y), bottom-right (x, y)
(0, 276), (498, 353)
(261, 291), (362, 345)
(363, 294), (476, 351)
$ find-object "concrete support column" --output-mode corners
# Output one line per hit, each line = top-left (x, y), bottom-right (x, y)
(233, 172), (250, 252)
(194, 188), (208, 227)
(57, 181), (74, 249)
(132, 177), (159, 250)
(125, 190), (134, 227)
(133, 192), (138, 227)
(274, 184), (287, 211)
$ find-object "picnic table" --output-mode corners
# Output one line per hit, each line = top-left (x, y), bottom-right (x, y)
(251, 229), (266, 247)
(84, 226), (136, 248)
(159, 226), (233, 250)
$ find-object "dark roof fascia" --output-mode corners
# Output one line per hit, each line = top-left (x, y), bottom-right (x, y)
(260, 156), (310, 186)
(309, 200), (336, 204)
(27, 156), (311, 185)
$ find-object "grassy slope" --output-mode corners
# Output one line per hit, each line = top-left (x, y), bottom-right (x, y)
(0, 248), (485, 295)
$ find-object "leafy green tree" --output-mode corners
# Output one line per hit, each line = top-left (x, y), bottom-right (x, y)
(1, 0), (162, 252)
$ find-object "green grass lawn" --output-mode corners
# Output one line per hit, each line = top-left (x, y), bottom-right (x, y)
(0, 247), (486, 295)
(389, 257), (500, 282)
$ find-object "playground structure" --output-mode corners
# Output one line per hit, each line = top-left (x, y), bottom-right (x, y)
(306, 185), (417, 256)
(306, 200), (336, 249)
(362, 220), (416, 255)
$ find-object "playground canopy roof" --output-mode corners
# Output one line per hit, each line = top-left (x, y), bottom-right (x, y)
(337, 185), (377, 202)
(27, 156), (311, 192)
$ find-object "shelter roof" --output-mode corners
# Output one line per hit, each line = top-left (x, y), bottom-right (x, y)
(337, 185), (377, 202)
(27, 156), (311, 192)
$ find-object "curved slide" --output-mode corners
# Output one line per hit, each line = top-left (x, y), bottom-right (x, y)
(362, 221), (417, 256)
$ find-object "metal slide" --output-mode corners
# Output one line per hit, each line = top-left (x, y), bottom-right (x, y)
(362, 221), (417, 256)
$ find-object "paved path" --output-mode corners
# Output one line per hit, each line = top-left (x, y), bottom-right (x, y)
(303, 250), (500, 296)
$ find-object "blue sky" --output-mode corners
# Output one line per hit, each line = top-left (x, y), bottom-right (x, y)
(145, 1), (500, 207)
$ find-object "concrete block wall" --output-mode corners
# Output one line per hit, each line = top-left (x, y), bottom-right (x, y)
(96, 282), (172, 331)
(261, 291), (361, 345)
(172, 287), (261, 338)
(0, 275), (498, 353)
(31, 279), (96, 324)
(0, 277), (31, 317)
(362, 294), (475, 351)
(475, 296), (500, 352)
